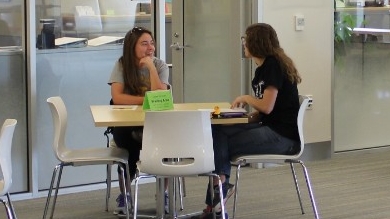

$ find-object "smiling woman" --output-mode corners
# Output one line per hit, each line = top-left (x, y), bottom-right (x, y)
(107, 26), (171, 217)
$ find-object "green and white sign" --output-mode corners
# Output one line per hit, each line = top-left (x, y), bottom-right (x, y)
(142, 90), (174, 111)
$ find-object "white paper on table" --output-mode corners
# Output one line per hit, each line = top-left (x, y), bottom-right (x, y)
(112, 105), (138, 110)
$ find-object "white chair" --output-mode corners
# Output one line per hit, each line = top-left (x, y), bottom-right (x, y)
(133, 110), (226, 219)
(230, 95), (319, 219)
(0, 119), (17, 219)
(43, 96), (132, 219)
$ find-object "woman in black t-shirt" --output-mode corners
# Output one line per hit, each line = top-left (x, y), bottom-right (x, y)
(195, 23), (302, 219)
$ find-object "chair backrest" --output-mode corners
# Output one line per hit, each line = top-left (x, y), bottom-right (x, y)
(47, 96), (70, 162)
(0, 119), (17, 196)
(139, 110), (214, 176)
(296, 95), (310, 157)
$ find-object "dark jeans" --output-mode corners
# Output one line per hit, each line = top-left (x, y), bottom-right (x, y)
(212, 123), (299, 181)
(112, 126), (143, 178)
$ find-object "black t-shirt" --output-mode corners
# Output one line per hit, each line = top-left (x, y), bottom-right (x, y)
(252, 56), (300, 142)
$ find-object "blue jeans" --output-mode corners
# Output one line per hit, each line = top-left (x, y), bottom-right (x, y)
(211, 123), (299, 181)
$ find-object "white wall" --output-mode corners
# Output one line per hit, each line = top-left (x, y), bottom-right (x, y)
(258, 0), (333, 144)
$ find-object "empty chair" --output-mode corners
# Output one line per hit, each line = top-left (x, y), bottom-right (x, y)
(0, 119), (17, 219)
(230, 95), (319, 219)
(43, 96), (132, 219)
(133, 110), (226, 219)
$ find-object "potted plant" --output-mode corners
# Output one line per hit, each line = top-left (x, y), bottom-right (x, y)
(334, 11), (356, 57)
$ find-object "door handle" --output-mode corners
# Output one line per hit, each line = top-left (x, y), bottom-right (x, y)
(170, 42), (191, 50)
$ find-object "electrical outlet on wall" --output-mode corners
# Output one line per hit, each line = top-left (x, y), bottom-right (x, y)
(295, 14), (305, 31)
(306, 95), (313, 110)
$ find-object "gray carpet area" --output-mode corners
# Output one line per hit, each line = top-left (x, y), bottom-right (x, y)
(2, 149), (390, 219)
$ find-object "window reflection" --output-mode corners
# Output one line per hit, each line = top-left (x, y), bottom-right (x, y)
(0, 2), (22, 47)
(35, 0), (157, 49)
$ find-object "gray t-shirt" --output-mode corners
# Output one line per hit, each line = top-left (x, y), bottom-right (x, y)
(108, 57), (169, 94)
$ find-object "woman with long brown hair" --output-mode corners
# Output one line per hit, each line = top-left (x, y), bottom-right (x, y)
(194, 23), (302, 219)
(108, 26), (169, 217)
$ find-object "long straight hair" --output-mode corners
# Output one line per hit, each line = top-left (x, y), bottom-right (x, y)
(119, 27), (154, 95)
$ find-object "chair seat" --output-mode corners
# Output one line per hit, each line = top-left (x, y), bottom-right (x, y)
(231, 153), (300, 166)
(59, 147), (128, 166)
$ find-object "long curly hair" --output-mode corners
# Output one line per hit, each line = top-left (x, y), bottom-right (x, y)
(119, 27), (154, 95)
(245, 23), (301, 84)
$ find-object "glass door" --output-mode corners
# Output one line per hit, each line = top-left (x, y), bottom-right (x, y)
(334, 2), (390, 151)
(171, 0), (254, 103)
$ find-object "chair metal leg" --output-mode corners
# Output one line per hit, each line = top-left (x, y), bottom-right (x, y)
(105, 164), (112, 212)
(6, 193), (17, 219)
(156, 177), (165, 218)
(178, 177), (184, 211)
(181, 177), (187, 197)
(1, 195), (16, 219)
(1, 201), (13, 219)
(133, 176), (140, 219)
(232, 162), (243, 219)
(289, 162), (305, 214)
(168, 177), (177, 218)
(298, 161), (320, 219)
(50, 164), (64, 219)
(214, 175), (226, 219)
(231, 160), (319, 219)
(43, 164), (63, 219)
(207, 175), (214, 217)
(126, 165), (134, 212)
(43, 165), (58, 219)
(133, 174), (157, 219)
(119, 165), (130, 219)
(202, 173), (226, 219)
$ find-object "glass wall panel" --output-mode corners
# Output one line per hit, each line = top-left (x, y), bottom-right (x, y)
(34, 0), (154, 189)
(36, 47), (121, 189)
(34, 0), (174, 189)
(0, 1), (27, 193)
(0, 51), (28, 193)
(334, 1), (390, 151)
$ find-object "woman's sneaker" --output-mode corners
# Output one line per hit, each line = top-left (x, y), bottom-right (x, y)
(206, 182), (235, 212)
(113, 193), (131, 216)
(191, 182), (234, 219)
(191, 207), (229, 219)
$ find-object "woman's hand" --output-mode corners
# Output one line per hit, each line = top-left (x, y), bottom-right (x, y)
(139, 56), (166, 91)
(232, 87), (278, 114)
(231, 95), (249, 108)
(139, 56), (155, 70)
